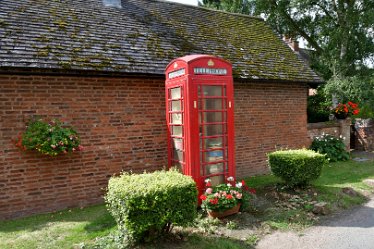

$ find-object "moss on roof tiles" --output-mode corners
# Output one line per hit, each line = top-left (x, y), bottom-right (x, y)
(0, 0), (322, 82)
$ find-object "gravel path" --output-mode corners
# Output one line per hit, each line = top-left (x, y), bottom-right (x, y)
(256, 197), (374, 249)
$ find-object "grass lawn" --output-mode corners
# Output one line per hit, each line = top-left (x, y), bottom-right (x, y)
(1, 159), (373, 249)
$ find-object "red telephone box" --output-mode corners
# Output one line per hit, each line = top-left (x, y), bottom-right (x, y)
(165, 55), (235, 193)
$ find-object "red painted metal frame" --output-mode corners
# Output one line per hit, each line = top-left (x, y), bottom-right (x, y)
(165, 55), (235, 196)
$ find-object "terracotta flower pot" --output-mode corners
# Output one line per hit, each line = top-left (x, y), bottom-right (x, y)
(207, 203), (241, 219)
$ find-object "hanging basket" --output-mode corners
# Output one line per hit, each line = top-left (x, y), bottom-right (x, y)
(207, 203), (241, 219)
(334, 112), (348, 120)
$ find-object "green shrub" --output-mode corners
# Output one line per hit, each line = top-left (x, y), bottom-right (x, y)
(105, 170), (197, 246)
(268, 149), (328, 187)
(310, 134), (350, 162)
(307, 90), (331, 123)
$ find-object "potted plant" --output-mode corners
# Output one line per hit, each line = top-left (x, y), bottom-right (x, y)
(333, 101), (360, 119)
(200, 177), (255, 218)
(15, 118), (84, 156)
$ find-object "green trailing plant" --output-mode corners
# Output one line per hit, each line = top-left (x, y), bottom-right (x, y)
(105, 170), (197, 247)
(310, 134), (350, 162)
(15, 118), (83, 156)
(268, 149), (328, 188)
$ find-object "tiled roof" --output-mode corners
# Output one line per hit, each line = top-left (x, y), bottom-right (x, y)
(0, 0), (322, 83)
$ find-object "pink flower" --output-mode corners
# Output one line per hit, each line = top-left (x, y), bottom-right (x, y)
(205, 188), (213, 194)
(236, 193), (242, 199)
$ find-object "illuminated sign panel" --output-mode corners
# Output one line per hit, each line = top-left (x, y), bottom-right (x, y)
(168, 68), (185, 79)
(194, 68), (227, 75)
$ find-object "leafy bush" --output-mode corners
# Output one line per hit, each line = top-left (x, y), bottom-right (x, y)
(105, 170), (197, 246)
(15, 118), (83, 156)
(307, 90), (331, 123)
(310, 134), (350, 162)
(268, 149), (328, 187)
(324, 75), (374, 118)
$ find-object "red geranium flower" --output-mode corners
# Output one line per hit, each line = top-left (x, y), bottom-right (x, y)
(200, 195), (207, 200)
(209, 198), (218, 205)
(226, 194), (233, 200)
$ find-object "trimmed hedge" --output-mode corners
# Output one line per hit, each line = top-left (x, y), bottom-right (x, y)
(105, 170), (197, 245)
(268, 149), (328, 187)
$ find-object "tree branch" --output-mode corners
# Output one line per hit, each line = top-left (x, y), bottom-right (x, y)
(316, 3), (337, 26)
(270, 0), (324, 54)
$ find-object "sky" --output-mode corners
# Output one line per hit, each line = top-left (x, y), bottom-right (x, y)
(166, 0), (198, 6)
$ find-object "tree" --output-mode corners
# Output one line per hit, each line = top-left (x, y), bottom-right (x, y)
(201, 0), (374, 79)
(201, 0), (374, 118)
(200, 0), (254, 15)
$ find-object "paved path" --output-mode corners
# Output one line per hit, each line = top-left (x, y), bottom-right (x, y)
(257, 197), (374, 249)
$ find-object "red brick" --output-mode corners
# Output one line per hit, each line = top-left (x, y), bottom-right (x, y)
(0, 75), (309, 219)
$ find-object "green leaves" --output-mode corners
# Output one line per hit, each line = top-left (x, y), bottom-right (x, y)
(310, 134), (350, 162)
(105, 170), (197, 246)
(17, 118), (83, 156)
(268, 149), (327, 188)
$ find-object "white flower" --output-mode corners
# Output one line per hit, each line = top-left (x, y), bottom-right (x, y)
(236, 182), (243, 188)
(227, 176), (234, 181)
(227, 183), (232, 187)
(204, 178), (211, 183)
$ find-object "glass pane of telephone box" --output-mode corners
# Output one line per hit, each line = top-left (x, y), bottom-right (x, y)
(203, 137), (223, 150)
(203, 124), (225, 136)
(204, 150), (224, 162)
(173, 149), (184, 161)
(202, 86), (224, 96)
(205, 163), (224, 175)
(172, 126), (183, 137)
(171, 100), (181, 111)
(209, 175), (225, 186)
(204, 99), (226, 110)
(172, 138), (183, 150)
(171, 113), (182, 124)
(171, 87), (181, 99)
(202, 112), (225, 123)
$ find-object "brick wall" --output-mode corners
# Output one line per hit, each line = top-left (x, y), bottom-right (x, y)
(0, 74), (309, 219)
(0, 74), (167, 219)
(355, 118), (374, 151)
(307, 119), (351, 151)
(234, 81), (309, 176)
